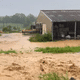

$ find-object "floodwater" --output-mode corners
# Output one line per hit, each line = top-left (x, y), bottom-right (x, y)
(0, 33), (80, 80)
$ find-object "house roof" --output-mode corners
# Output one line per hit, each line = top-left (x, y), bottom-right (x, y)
(41, 10), (80, 22)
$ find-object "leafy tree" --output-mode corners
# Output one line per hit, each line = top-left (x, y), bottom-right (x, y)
(27, 14), (37, 22)
(2, 27), (8, 32)
(3, 15), (11, 23)
(7, 25), (12, 31)
(0, 13), (37, 28)
(2, 25), (12, 32)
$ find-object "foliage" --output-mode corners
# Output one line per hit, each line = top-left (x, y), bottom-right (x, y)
(13, 26), (17, 30)
(2, 27), (9, 32)
(29, 33), (52, 42)
(2, 25), (21, 33)
(7, 25), (12, 32)
(0, 34), (2, 36)
(0, 23), (23, 29)
(39, 72), (69, 80)
(0, 50), (17, 54)
(35, 46), (80, 53)
(0, 13), (37, 28)
(2, 25), (12, 32)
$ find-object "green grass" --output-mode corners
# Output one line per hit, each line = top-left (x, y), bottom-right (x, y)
(29, 33), (52, 42)
(39, 72), (69, 80)
(0, 50), (17, 54)
(35, 46), (80, 53)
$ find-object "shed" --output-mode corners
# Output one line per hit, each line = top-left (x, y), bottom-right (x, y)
(36, 10), (80, 40)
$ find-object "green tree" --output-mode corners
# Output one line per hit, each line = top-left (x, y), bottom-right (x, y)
(3, 25), (12, 32)
(27, 14), (37, 22)
(2, 27), (8, 32)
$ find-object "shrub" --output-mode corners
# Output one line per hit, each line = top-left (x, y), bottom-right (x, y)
(29, 33), (52, 42)
(2, 27), (8, 32)
(0, 34), (2, 36)
(2, 25), (12, 33)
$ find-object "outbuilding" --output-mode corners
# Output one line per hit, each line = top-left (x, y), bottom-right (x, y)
(36, 10), (80, 40)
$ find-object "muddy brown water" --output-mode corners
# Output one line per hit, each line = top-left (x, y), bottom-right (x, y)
(0, 33), (80, 80)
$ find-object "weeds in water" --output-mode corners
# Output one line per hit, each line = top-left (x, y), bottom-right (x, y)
(20, 51), (23, 54)
(10, 48), (13, 50)
(39, 72), (69, 80)
(0, 50), (17, 54)
(35, 46), (80, 53)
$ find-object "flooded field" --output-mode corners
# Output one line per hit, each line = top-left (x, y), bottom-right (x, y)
(0, 33), (80, 80)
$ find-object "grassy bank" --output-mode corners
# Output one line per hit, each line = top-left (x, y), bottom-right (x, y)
(0, 50), (17, 54)
(35, 46), (80, 53)
(39, 72), (69, 80)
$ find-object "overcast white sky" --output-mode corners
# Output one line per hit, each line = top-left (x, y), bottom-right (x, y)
(0, 0), (80, 16)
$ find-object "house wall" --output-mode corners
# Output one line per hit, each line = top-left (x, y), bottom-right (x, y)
(36, 11), (52, 33)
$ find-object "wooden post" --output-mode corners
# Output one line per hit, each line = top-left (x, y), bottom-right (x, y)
(52, 23), (53, 41)
(74, 22), (76, 39)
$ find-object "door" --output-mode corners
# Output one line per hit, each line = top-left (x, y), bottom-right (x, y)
(42, 24), (46, 34)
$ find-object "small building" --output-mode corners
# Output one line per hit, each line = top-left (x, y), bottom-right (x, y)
(36, 10), (80, 40)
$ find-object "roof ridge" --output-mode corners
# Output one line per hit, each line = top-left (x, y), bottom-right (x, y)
(41, 10), (80, 11)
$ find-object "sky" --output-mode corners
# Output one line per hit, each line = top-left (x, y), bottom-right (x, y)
(0, 0), (80, 16)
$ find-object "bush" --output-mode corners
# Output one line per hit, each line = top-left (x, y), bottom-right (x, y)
(2, 27), (8, 32)
(2, 25), (12, 32)
(0, 34), (2, 36)
(29, 33), (52, 42)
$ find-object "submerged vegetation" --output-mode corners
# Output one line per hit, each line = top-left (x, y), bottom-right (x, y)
(35, 46), (80, 53)
(39, 72), (69, 80)
(0, 50), (17, 54)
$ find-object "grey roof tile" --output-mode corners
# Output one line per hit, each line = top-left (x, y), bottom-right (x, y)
(41, 10), (80, 22)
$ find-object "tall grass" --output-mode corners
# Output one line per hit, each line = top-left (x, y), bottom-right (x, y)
(39, 72), (69, 80)
(35, 46), (80, 53)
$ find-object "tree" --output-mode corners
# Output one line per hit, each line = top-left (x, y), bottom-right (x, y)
(2, 27), (8, 32)
(7, 25), (12, 31)
(2, 25), (12, 32)
(26, 14), (37, 22)
(2, 15), (11, 23)
(0, 13), (37, 29)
